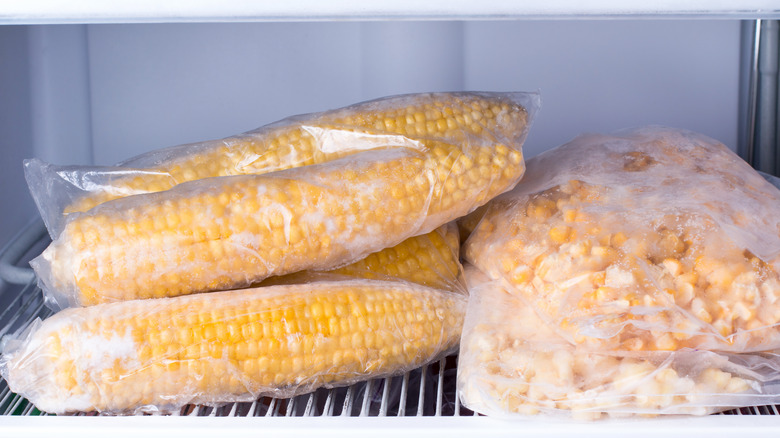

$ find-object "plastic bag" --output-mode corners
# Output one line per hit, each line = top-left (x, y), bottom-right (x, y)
(35, 143), (497, 308)
(258, 222), (465, 293)
(25, 92), (539, 238)
(464, 126), (780, 353)
(1, 279), (467, 414)
(29, 92), (537, 308)
(458, 266), (780, 420)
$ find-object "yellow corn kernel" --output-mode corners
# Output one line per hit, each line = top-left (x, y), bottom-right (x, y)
(549, 225), (572, 244)
(690, 298), (712, 324)
(591, 246), (616, 261)
(621, 337), (644, 351)
(653, 333), (678, 351)
(3, 281), (466, 414)
(725, 377), (750, 394)
(662, 259), (682, 277)
(700, 368), (732, 390)
(611, 232), (628, 247)
(594, 286), (613, 301)
(510, 266), (532, 284)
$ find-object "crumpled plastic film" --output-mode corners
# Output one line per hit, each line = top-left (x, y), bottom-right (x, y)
(457, 266), (780, 420)
(24, 92), (539, 238)
(464, 127), (780, 353)
(0, 279), (466, 415)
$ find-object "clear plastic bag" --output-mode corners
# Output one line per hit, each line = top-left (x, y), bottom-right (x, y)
(25, 92), (539, 238)
(1, 279), (467, 415)
(259, 222), (465, 293)
(29, 92), (537, 308)
(35, 144), (495, 308)
(464, 126), (780, 353)
(458, 266), (780, 420)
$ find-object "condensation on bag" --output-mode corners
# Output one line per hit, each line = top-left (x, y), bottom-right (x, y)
(464, 126), (780, 353)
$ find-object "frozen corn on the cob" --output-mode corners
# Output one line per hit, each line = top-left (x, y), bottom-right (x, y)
(458, 266), (779, 420)
(261, 223), (463, 292)
(35, 138), (517, 307)
(464, 127), (780, 353)
(26, 92), (536, 236)
(1, 280), (466, 414)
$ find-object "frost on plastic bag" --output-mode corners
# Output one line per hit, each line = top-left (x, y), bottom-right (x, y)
(30, 92), (537, 308)
(34, 143), (488, 308)
(25, 91), (539, 239)
(457, 266), (780, 420)
(0, 279), (466, 415)
(464, 127), (780, 353)
(259, 222), (465, 294)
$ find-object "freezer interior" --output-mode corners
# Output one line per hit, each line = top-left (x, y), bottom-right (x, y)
(1, 13), (780, 433)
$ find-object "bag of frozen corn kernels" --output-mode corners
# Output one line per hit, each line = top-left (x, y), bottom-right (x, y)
(26, 92), (537, 309)
(458, 266), (780, 420)
(464, 126), (780, 354)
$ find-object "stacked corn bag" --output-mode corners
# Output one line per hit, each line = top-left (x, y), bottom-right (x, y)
(458, 127), (780, 419)
(2, 92), (538, 414)
(28, 92), (535, 307)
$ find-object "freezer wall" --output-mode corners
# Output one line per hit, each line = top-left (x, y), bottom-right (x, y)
(0, 26), (35, 256)
(84, 20), (740, 163)
(0, 20), (740, 251)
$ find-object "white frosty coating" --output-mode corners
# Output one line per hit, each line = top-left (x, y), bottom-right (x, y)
(302, 126), (426, 154)
(76, 327), (140, 373)
(1, 312), (87, 412)
(2, 279), (467, 414)
(505, 127), (780, 262)
(465, 126), (780, 354)
(457, 267), (780, 420)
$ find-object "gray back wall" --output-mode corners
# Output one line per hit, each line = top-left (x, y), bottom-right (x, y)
(0, 20), (741, 253)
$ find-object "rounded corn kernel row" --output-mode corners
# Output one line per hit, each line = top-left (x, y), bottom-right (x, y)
(37, 137), (520, 306)
(260, 222), (463, 292)
(66, 92), (530, 214)
(2, 280), (467, 414)
(464, 128), (780, 353)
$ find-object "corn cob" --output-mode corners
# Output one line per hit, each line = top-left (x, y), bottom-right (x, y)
(62, 92), (531, 215)
(36, 137), (520, 307)
(260, 223), (462, 291)
(1, 280), (466, 414)
(464, 127), (780, 353)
